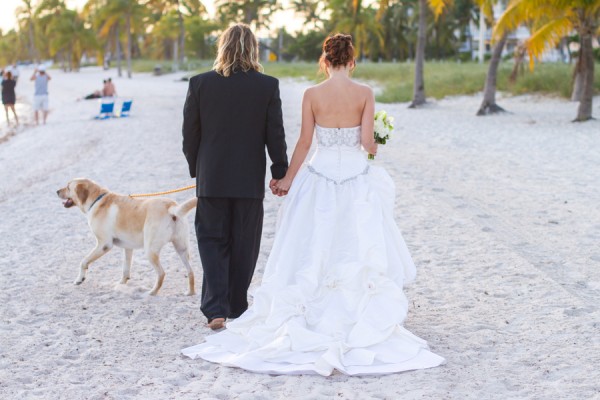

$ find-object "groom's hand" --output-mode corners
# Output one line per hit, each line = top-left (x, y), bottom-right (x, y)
(269, 179), (280, 196)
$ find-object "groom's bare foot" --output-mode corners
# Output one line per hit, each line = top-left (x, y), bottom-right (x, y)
(208, 318), (226, 330)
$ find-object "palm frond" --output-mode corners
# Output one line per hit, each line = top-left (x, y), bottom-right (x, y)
(427, 0), (453, 20)
(525, 16), (572, 70)
(493, 0), (529, 38)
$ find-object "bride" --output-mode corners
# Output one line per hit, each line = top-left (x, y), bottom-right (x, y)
(182, 34), (445, 376)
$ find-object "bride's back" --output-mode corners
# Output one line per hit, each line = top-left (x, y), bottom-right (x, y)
(311, 78), (369, 128)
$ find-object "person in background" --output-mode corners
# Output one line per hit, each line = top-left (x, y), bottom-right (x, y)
(104, 78), (116, 97)
(11, 64), (20, 82)
(30, 66), (51, 125)
(79, 80), (106, 101)
(2, 70), (18, 126)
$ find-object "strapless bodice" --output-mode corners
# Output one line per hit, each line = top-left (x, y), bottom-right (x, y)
(308, 124), (368, 184)
(315, 124), (361, 149)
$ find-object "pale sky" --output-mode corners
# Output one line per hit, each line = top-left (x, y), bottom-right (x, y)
(1, 0), (302, 35)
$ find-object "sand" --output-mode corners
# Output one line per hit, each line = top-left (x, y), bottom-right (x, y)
(0, 67), (599, 399)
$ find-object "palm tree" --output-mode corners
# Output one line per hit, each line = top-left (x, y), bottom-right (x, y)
(377, 0), (418, 61)
(292, 0), (324, 30)
(150, 9), (180, 66)
(184, 14), (219, 59)
(495, 0), (600, 121)
(146, 0), (204, 71)
(34, 0), (64, 60)
(16, 0), (39, 63)
(0, 30), (27, 65)
(408, 0), (453, 108)
(476, 0), (508, 115)
(84, 0), (146, 78)
(216, 0), (280, 31)
(328, 0), (384, 60)
(46, 9), (96, 71)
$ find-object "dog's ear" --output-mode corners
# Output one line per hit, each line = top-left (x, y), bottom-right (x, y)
(75, 184), (89, 205)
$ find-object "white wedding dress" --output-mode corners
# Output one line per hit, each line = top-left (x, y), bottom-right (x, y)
(182, 125), (445, 376)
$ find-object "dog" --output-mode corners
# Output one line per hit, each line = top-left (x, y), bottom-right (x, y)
(57, 178), (197, 295)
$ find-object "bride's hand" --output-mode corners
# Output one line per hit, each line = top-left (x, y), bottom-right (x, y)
(275, 177), (292, 196)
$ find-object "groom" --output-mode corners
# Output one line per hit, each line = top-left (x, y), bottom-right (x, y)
(182, 24), (288, 330)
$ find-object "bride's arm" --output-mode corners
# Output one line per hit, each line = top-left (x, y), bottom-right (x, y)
(361, 87), (377, 156)
(274, 89), (315, 194)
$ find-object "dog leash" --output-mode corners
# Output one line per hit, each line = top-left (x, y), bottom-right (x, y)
(129, 184), (196, 198)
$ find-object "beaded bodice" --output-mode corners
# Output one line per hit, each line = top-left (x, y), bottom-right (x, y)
(307, 124), (368, 185)
(315, 125), (361, 149)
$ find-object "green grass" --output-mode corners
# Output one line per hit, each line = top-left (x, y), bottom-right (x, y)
(130, 58), (213, 73)
(134, 58), (598, 103)
(263, 61), (600, 103)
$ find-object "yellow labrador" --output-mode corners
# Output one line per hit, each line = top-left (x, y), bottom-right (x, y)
(57, 178), (196, 295)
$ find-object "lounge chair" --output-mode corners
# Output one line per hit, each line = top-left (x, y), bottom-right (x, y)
(94, 99), (115, 120)
(116, 99), (133, 117)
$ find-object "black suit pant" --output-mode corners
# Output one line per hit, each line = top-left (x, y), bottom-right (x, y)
(195, 197), (263, 321)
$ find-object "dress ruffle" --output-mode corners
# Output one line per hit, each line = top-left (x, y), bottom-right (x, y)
(182, 164), (445, 376)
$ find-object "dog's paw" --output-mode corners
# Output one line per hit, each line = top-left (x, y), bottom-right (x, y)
(148, 289), (159, 296)
(185, 289), (196, 296)
(119, 277), (129, 285)
(74, 277), (85, 285)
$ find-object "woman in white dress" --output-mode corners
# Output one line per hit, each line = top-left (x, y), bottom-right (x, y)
(182, 34), (445, 376)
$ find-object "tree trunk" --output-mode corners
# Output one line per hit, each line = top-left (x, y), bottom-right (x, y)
(60, 51), (66, 72)
(571, 56), (583, 102)
(177, 0), (185, 67)
(478, 8), (486, 64)
(28, 21), (38, 63)
(69, 44), (74, 72)
(278, 29), (284, 62)
(173, 38), (179, 72)
(559, 37), (569, 63)
(509, 44), (525, 84)
(477, 33), (508, 116)
(574, 26), (594, 122)
(126, 14), (132, 78)
(115, 24), (122, 78)
(103, 33), (111, 70)
(409, 0), (427, 108)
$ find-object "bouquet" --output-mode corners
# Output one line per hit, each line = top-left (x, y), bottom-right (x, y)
(368, 110), (394, 160)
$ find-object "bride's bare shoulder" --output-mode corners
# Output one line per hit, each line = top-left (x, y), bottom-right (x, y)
(307, 80), (328, 92)
(351, 80), (374, 95)
(303, 85), (318, 100)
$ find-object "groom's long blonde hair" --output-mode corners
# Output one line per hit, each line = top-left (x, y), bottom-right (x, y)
(213, 24), (262, 77)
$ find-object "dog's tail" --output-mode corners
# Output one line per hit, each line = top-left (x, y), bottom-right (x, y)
(170, 197), (197, 219)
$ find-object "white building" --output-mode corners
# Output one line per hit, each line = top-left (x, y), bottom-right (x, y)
(465, 1), (567, 63)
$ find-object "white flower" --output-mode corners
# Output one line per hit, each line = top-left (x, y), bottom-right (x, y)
(374, 119), (386, 135)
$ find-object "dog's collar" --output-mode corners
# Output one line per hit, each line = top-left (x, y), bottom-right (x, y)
(88, 192), (107, 212)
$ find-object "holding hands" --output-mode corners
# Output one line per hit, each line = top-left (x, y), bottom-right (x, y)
(269, 177), (292, 197)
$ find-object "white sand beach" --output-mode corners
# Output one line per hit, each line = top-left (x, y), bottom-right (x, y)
(0, 67), (599, 399)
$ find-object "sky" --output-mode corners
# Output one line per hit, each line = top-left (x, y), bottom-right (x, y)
(0, 0), (301, 35)
(1, 0), (219, 32)
(2, 0), (87, 33)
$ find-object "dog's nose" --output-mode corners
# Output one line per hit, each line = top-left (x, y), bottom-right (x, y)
(56, 190), (60, 195)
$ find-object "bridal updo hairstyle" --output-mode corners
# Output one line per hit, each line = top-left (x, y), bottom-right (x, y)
(213, 23), (262, 77)
(319, 34), (355, 77)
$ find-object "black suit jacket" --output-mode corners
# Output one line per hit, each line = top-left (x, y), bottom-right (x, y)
(182, 70), (288, 198)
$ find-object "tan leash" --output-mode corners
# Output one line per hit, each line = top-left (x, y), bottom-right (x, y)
(129, 184), (196, 198)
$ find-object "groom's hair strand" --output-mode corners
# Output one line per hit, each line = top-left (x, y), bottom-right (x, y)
(213, 24), (262, 77)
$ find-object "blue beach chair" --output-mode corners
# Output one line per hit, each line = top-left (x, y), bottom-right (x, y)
(117, 99), (133, 117)
(94, 99), (115, 120)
